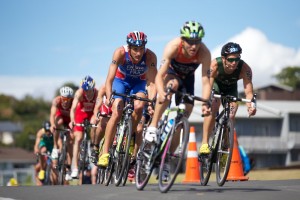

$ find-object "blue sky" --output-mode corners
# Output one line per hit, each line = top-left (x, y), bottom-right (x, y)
(1, 0), (300, 100)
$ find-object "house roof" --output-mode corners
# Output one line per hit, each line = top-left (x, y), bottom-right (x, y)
(255, 83), (294, 92)
(0, 147), (35, 163)
(185, 100), (300, 123)
(0, 121), (23, 132)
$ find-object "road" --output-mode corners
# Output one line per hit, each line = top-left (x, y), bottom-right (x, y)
(1, 180), (300, 200)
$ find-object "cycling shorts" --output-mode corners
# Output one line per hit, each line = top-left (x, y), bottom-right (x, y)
(74, 109), (93, 132)
(112, 78), (147, 100)
(55, 110), (71, 125)
(167, 68), (195, 105)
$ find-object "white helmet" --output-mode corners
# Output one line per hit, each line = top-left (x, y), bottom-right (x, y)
(60, 86), (74, 98)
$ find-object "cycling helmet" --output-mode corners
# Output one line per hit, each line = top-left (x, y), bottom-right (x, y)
(59, 86), (74, 98)
(43, 121), (51, 132)
(221, 42), (242, 56)
(127, 31), (147, 47)
(81, 75), (95, 91)
(180, 21), (205, 39)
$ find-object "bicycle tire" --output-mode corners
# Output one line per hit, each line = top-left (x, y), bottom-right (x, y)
(104, 146), (116, 186)
(96, 138), (106, 184)
(79, 138), (88, 182)
(158, 117), (189, 193)
(44, 161), (52, 185)
(135, 140), (155, 190)
(114, 118), (132, 186)
(58, 137), (67, 185)
(215, 119), (234, 186)
(199, 123), (221, 186)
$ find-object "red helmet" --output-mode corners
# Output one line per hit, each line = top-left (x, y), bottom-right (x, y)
(98, 103), (112, 117)
(126, 31), (147, 47)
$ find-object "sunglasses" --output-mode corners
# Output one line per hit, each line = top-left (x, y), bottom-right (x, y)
(61, 97), (72, 102)
(226, 57), (241, 63)
(184, 38), (202, 45)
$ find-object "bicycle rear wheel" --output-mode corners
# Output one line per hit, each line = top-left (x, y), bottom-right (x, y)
(135, 141), (156, 190)
(158, 117), (189, 193)
(215, 119), (234, 186)
(114, 119), (132, 186)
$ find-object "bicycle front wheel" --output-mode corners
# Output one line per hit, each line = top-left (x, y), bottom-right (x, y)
(215, 119), (234, 186)
(58, 138), (67, 185)
(135, 140), (155, 190)
(114, 118), (132, 186)
(158, 117), (189, 193)
(104, 146), (116, 186)
(200, 123), (220, 186)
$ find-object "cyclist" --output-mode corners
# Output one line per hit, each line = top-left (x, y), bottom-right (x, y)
(144, 21), (211, 181)
(89, 84), (111, 164)
(34, 121), (54, 184)
(199, 42), (257, 154)
(69, 75), (98, 178)
(49, 86), (74, 181)
(98, 31), (157, 169)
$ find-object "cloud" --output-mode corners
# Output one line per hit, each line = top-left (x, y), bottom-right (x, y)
(195, 27), (300, 95)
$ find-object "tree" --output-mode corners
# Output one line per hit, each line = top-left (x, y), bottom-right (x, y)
(273, 66), (300, 89)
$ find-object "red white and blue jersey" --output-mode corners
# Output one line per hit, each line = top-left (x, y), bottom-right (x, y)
(115, 45), (148, 81)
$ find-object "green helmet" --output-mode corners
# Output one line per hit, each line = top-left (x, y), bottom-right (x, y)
(180, 21), (205, 39)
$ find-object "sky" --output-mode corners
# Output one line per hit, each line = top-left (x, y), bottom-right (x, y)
(0, 0), (300, 101)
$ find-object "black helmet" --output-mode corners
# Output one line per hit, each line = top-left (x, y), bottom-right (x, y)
(43, 121), (51, 132)
(221, 42), (242, 56)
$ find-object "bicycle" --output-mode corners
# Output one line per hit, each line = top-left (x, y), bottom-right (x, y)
(136, 85), (207, 193)
(74, 118), (98, 184)
(54, 127), (72, 185)
(101, 91), (152, 187)
(36, 151), (53, 185)
(199, 89), (257, 186)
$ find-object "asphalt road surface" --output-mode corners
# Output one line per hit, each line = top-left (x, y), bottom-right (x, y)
(1, 180), (300, 200)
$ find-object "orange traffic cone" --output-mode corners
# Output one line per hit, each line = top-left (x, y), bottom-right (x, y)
(226, 129), (249, 181)
(182, 126), (200, 183)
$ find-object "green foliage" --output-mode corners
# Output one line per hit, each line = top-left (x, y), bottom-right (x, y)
(0, 81), (78, 151)
(273, 66), (300, 89)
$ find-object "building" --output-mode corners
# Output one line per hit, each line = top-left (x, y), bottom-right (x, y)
(0, 121), (23, 145)
(0, 147), (36, 186)
(188, 99), (300, 169)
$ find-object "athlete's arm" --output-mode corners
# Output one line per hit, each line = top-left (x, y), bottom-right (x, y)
(69, 89), (82, 128)
(105, 47), (125, 105)
(156, 38), (178, 102)
(145, 49), (157, 101)
(240, 62), (256, 116)
(200, 43), (212, 101)
(34, 129), (43, 154)
(49, 97), (58, 133)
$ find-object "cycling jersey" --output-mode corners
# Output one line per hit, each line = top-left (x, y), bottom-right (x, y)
(74, 88), (98, 132)
(53, 96), (72, 125)
(113, 45), (148, 99)
(167, 40), (201, 105)
(38, 130), (54, 152)
(115, 45), (148, 81)
(214, 57), (244, 97)
(169, 41), (200, 78)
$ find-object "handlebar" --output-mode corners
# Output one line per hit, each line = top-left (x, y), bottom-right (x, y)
(112, 90), (153, 103)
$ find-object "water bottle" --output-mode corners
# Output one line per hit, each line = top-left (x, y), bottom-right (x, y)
(161, 119), (174, 142)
